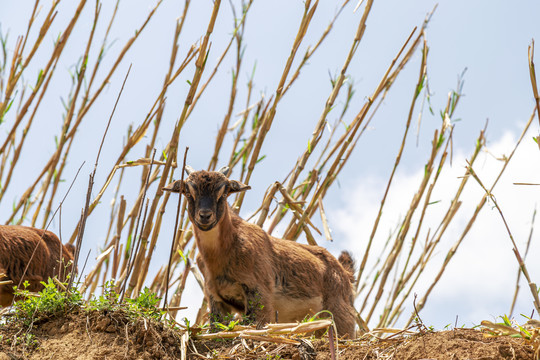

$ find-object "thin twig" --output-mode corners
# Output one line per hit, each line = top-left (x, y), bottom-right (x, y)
(164, 147), (189, 310)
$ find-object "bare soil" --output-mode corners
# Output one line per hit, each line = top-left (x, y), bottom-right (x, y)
(0, 310), (535, 359)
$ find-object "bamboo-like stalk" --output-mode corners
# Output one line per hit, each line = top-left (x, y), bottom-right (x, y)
(271, 0), (373, 233)
(40, 1), (102, 228)
(163, 147), (188, 309)
(7, 0), (164, 226)
(364, 128), (443, 324)
(356, 32), (427, 291)
(281, 0), (352, 97)
(0, 0), (59, 125)
(65, 45), (196, 244)
(468, 163), (540, 316)
(123, 0), (222, 299)
(282, 26), (421, 242)
(0, 0), (85, 205)
(528, 40), (540, 136)
(208, 0), (251, 171)
(406, 107), (537, 326)
(235, 0), (319, 210)
(386, 128), (485, 327)
(509, 207), (536, 317)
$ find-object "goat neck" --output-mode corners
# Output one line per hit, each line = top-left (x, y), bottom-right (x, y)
(193, 205), (235, 273)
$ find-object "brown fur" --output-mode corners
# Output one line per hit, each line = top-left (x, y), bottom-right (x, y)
(164, 167), (356, 338)
(0, 225), (75, 307)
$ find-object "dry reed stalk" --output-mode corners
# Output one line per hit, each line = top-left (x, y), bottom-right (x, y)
(276, 183), (320, 245)
(380, 132), (451, 327)
(184, 0), (254, 125)
(268, 0), (373, 234)
(312, 81), (356, 172)
(165, 257), (191, 319)
(113, 0), (222, 301)
(194, 319), (333, 340)
(69, 64), (131, 291)
(7, 0), (163, 226)
(76, 1), (163, 123)
(281, 26), (421, 242)
(318, 197), (333, 242)
(0, 61), (58, 206)
(406, 107), (538, 326)
(235, 0), (319, 210)
(163, 147), (189, 310)
(467, 164), (540, 316)
(135, 2), (196, 285)
(281, 0), (353, 97)
(528, 40), (540, 140)
(363, 128), (444, 323)
(66, 42), (198, 245)
(208, 0), (251, 171)
(300, 26), (431, 240)
(378, 95), (460, 327)
(226, 67), (256, 169)
(356, 33), (427, 292)
(1, 0), (84, 207)
(385, 129), (484, 327)
(0, 0), (59, 125)
(509, 207), (536, 317)
(253, 182), (280, 227)
(123, 149), (157, 297)
(372, 88), (464, 326)
(146, 0), (191, 157)
(229, 97), (270, 176)
(39, 1), (102, 228)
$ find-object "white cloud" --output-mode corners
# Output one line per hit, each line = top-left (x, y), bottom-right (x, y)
(332, 129), (540, 329)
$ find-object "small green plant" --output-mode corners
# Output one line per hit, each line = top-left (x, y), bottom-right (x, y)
(4, 333), (38, 349)
(125, 287), (164, 321)
(87, 283), (164, 321)
(302, 310), (334, 323)
(12, 278), (83, 326)
(87, 280), (121, 312)
(212, 319), (240, 332)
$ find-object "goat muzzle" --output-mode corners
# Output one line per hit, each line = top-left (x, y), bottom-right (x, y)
(196, 209), (216, 230)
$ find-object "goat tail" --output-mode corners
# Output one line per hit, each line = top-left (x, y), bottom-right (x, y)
(338, 250), (355, 283)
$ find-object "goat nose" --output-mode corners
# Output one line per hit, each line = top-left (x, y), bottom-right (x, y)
(198, 209), (212, 222)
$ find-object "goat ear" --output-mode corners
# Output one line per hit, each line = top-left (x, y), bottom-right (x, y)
(163, 180), (184, 193)
(228, 180), (250, 194)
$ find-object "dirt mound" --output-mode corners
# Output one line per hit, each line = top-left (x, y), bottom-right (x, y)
(191, 328), (535, 359)
(0, 311), (535, 359)
(0, 309), (184, 360)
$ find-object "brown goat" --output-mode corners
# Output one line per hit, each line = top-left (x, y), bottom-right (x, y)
(164, 166), (357, 338)
(0, 225), (75, 307)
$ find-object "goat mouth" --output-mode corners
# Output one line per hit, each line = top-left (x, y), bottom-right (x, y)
(195, 221), (216, 231)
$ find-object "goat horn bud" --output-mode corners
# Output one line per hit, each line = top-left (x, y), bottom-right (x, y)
(218, 166), (230, 176)
(184, 165), (195, 175)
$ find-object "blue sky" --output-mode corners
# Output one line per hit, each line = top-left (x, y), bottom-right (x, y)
(1, 0), (539, 329)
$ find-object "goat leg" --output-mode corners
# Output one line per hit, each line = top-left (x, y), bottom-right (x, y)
(242, 284), (273, 329)
(207, 295), (233, 332)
